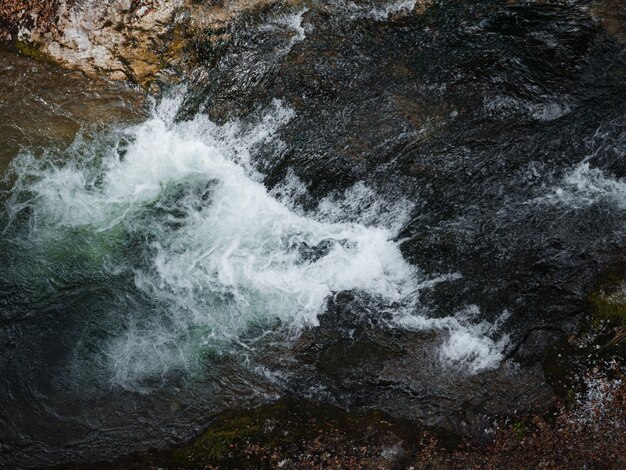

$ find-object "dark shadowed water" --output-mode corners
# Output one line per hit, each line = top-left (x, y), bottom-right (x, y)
(1, 1), (625, 468)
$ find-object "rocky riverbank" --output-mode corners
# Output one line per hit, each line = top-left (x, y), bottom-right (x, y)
(0, 0), (289, 85)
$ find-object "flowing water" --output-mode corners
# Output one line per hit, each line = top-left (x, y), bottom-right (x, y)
(1, 0), (625, 467)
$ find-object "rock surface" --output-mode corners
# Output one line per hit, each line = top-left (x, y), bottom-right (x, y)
(0, 0), (309, 84)
(1, 0), (182, 84)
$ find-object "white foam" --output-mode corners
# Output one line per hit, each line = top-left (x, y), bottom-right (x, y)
(397, 305), (510, 373)
(368, 0), (416, 20)
(7, 94), (508, 386)
(271, 174), (415, 232)
(259, 8), (309, 56)
(537, 162), (626, 210)
(316, 182), (414, 231)
(339, 0), (417, 21)
(8, 97), (419, 386)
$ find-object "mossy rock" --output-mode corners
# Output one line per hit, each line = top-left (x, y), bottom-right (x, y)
(588, 277), (626, 326)
(15, 39), (53, 64)
(168, 397), (414, 469)
(542, 270), (626, 405)
(172, 414), (262, 463)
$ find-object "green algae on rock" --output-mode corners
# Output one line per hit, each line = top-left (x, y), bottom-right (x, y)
(14, 38), (54, 63)
(589, 278), (626, 326)
(170, 398), (412, 468)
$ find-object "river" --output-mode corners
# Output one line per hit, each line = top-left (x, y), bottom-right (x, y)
(1, 1), (625, 467)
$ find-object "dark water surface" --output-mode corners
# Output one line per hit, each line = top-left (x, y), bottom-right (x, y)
(1, 1), (625, 468)
(0, 51), (145, 169)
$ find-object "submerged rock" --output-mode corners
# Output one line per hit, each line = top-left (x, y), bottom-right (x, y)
(0, 49), (145, 171)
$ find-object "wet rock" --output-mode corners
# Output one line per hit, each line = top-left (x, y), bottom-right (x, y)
(590, 0), (626, 42)
(588, 275), (626, 326)
(0, 0), (298, 85)
(0, 49), (145, 170)
(54, 398), (415, 469)
(255, 292), (556, 437)
(166, 398), (412, 469)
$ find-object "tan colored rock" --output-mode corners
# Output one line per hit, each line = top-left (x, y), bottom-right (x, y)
(30, 1), (183, 84)
(1, 0), (291, 85)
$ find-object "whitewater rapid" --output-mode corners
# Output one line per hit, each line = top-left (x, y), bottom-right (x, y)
(3, 93), (508, 388)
